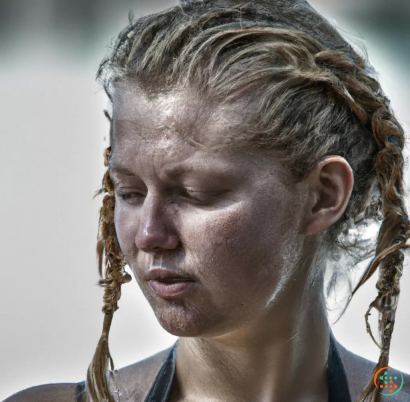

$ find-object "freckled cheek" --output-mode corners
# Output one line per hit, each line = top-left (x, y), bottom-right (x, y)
(185, 207), (275, 285)
(187, 196), (296, 295)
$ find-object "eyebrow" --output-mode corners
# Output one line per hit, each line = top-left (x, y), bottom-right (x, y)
(109, 165), (138, 177)
(109, 163), (239, 181)
(109, 164), (193, 179)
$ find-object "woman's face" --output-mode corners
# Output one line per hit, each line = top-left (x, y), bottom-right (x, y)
(109, 82), (311, 338)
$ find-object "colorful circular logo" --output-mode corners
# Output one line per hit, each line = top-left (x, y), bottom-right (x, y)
(374, 367), (404, 396)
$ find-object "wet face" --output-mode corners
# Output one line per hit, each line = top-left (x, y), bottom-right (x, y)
(109, 81), (311, 337)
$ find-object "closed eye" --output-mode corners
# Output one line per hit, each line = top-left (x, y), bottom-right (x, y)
(183, 189), (220, 203)
(116, 191), (145, 203)
(115, 188), (226, 206)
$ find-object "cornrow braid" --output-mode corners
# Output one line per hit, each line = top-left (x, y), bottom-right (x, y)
(310, 50), (410, 402)
(87, 147), (132, 402)
(92, 1), (409, 401)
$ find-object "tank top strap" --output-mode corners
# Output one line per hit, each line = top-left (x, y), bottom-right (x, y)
(144, 339), (179, 402)
(145, 331), (352, 402)
(328, 329), (352, 402)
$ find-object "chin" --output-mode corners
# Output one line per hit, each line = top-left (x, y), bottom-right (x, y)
(153, 301), (211, 337)
(140, 283), (233, 337)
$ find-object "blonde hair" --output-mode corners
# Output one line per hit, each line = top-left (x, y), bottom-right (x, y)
(88, 1), (409, 401)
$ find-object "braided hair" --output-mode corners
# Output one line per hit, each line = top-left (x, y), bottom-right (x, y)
(89, 1), (409, 401)
(88, 147), (132, 401)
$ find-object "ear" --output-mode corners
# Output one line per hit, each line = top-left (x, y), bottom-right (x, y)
(303, 156), (354, 236)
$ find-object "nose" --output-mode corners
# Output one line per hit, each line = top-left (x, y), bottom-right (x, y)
(135, 194), (180, 253)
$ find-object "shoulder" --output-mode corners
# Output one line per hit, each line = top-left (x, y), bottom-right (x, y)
(4, 346), (173, 402)
(3, 382), (86, 402)
(4, 346), (172, 402)
(335, 339), (410, 401)
(108, 345), (173, 401)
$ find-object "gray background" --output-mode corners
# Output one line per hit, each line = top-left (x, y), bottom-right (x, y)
(1, 0), (409, 399)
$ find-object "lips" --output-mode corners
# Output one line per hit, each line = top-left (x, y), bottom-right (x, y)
(147, 268), (196, 299)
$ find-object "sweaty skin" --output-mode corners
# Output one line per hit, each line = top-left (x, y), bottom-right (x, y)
(4, 81), (357, 402)
(106, 80), (354, 402)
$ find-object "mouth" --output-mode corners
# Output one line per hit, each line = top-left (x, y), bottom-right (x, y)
(147, 268), (196, 299)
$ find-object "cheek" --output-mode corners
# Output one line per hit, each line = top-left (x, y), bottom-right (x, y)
(182, 193), (298, 299)
(114, 202), (137, 260)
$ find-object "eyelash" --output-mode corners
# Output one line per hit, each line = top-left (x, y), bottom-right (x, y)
(115, 189), (218, 204)
(116, 192), (143, 201)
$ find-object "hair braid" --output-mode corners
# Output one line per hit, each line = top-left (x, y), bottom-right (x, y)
(311, 50), (410, 402)
(94, 1), (409, 400)
(87, 147), (132, 402)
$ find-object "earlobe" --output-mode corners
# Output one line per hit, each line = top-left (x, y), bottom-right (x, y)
(304, 156), (354, 236)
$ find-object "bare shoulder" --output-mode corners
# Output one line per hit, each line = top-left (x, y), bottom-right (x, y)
(3, 382), (85, 402)
(335, 339), (410, 401)
(108, 345), (173, 402)
(4, 346), (173, 402)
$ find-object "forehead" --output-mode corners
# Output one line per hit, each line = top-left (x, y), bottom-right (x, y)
(108, 80), (295, 181)
(110, 80), (245, 151)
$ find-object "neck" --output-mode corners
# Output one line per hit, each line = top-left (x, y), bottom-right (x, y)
(171, 272), (330, 402)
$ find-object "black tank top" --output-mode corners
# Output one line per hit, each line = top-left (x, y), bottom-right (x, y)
(144, 329), (352, 402)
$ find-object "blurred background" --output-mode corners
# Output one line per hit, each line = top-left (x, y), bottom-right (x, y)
(1, 0), (409, 399)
